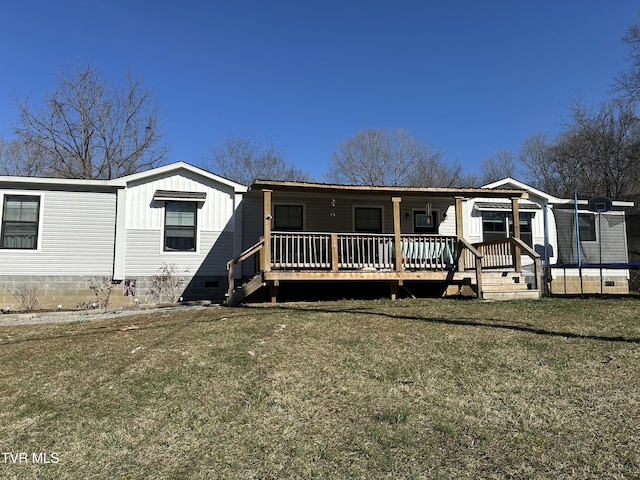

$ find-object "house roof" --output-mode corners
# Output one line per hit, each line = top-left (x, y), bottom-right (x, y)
(0, 175), (125, 190)
(250, 179), (529, 199)
(0, 162), (248, 193)
(484, 178), (634, 208)
(118, 162), (248, 192)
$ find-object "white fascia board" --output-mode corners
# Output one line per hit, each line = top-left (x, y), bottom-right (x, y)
(0, 175), (125, 189)
(118, 161), (248, 192)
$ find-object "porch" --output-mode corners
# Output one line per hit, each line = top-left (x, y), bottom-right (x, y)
(226, 232), (541, 305)
(226, 181), (542, 305)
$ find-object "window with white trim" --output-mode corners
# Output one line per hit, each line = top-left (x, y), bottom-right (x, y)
(1, 195), (40, 250)
(482, 211), (533, 247)
(164, 201), (197, 251)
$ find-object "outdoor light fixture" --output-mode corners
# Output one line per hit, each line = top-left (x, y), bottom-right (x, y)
(57, 304), (62, 310)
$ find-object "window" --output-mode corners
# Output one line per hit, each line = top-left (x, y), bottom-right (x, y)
(482, 211), (507, 242)
(414, 210), (438, 234)
(482, 211), (533, 247)
(164, 201), (197, 251)
(1, 195), (40, 249)
(508, 212), (533, 247)
(273, 205), (303, 231)
(578, 213), (596, 242)
(355, 207), (382, 233)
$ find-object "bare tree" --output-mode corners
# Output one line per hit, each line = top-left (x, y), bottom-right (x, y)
(614, 20), (640, 101)
(521, 100), (640, 199)
(13, 64), (168, 179)
(0, 136), (50, 176)
(520, 133), (566, 195)
(203, 136), (311, 185)
(328, 128), (461, 187)
(479, 149), (519, 185)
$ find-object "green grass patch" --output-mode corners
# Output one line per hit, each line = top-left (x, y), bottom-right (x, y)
(0, 297), (638, 478)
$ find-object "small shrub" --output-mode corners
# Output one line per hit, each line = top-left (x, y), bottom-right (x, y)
(148, 264), (189, 303)
(78, 277), (114, 311)
(7, 282), (40, 312)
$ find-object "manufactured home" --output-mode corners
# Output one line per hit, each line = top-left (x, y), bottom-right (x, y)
(0, 162), (245, 309)
(1, 165), (633, 310)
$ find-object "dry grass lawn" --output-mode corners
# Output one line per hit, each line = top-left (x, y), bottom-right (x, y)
(0, 297), (639, 479)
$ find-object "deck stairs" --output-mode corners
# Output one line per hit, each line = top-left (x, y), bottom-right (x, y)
(225, 273), (265, 307)
(480, 271), (541, 300)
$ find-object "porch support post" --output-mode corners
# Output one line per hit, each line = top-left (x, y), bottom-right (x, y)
(330, 233), (339, 272)
(455, 196), (464, 272)
(511, 197), (522, 272)
(392, 197), (402, 272)
(390, 281), (398, 301)
(263, 189), (272, 272)
(270, 280), (279, 304)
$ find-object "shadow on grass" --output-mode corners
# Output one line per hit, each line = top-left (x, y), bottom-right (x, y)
(255, 304), (640, 344)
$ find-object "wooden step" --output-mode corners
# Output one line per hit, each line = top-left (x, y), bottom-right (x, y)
(225, 273), (265, 306)
(482, 289), (541, 301)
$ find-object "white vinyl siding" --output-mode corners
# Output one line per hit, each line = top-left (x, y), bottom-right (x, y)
(124, 229), (233, 276)
(0, 190), (117, 275)
(123, 169), (239, 278)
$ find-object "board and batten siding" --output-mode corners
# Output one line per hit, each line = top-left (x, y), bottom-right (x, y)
(123, 171), (238, 278)
(0, 189), (117, 276)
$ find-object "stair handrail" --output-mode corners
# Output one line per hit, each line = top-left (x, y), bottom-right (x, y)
(458, 238), (484, 298)
(227, 238), (265, 300)
(509, 236), (543, 294)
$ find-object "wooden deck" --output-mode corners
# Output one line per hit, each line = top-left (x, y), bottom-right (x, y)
(226, 232), (544, 305)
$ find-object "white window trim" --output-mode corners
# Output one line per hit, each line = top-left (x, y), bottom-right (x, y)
(160, 200), (200, 254)
(352, 205), (385, 233)
(0, 191), (45, 253)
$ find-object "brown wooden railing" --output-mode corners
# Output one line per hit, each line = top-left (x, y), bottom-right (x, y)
(462, 237), (542, 291)
(226, 238), (265, 300)
(469, 238), (515, 269)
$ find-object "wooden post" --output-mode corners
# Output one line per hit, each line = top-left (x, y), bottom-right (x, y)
(270, 280), (279, 304)
(390, 281), (398, 301)
(475, 255), (483, 299)
(227, 262), (235, 300)
(511, 197), (521, 272)
(330, 233), (339, 272)
(263, 190), (272, 272)
(392, 197), (402, 272)
(455, 196), (464, 272)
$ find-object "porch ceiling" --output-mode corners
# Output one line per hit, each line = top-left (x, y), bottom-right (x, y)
(250, 180), (528, 199)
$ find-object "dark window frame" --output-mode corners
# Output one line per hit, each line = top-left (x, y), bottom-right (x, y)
(354, 207), (383, 233)
(1, 195), (41, 250)
(578, 213), (596, 242)
(273, 204), (304, 231)
(482, 211), (534, 247)
(413, 210), (438, 234)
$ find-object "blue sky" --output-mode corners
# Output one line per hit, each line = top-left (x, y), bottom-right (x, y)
(0, 1), (638, 181)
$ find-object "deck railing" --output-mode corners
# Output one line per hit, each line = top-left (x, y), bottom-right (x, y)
(463, 237), (542, 291)
(271, 232), (457, 271)
(468, 238), (515, 269)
